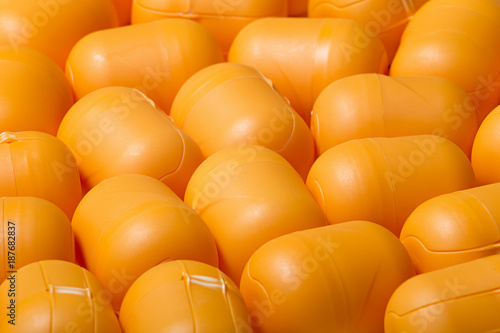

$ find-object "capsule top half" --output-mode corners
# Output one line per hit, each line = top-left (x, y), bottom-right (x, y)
(66, 18), (223, 113)
(132, 0), (287, 55)
(306, 135), (476, 235)
(0, 0), (119, 68)
(229, 17), (388, 123)
(385, 255), (500, 333)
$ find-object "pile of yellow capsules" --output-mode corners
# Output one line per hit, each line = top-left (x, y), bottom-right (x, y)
(1, 0), (500, 332)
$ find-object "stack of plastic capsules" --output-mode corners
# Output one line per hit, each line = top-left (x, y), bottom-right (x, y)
(1, 0), (500, 332)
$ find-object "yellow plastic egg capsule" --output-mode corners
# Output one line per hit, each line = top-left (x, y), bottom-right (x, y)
(306, 135), (476, 236)
(401, 182), (500, 274)
(385, 255), (500, 333)
(57, 86), (204, 198)
(66, 19), (223, 113)
(171, 62), (315, 179)
(0, 260), (121, 332)
(0, 47), (73, 135)
(0, 0), (118, 68)
(471, 104), (500, 185)
(185, 145), (327, 285)
(120, 260), (251, 333)
(240, 221), (415, 333)
(229, 18), (388, 124)
(72, 174), (219, 311)
(390, 0), (500, 122)
(308, 0), (428, 61)
(0, 131), (82, 219)
(0, 197), (75, 283)
(312, 74), (478, 157)
(131, 0), (287, 55)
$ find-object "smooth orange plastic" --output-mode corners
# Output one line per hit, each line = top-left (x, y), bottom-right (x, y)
(0, 260), (121, 332)
(308, 0), (427, 61)
(0, 197), (74, 282)
(171, 62), (315, 179)
(228, 18), (388, 123)
(120, 260), (251, 332)
(0, 0), (118, 68)
(0, 131), (82, 219)
(306, 135), (476, 236)
(57, 86), (204, 198)
(112, 0), (133, 25)
(0, 47), (73, 135)
(240, 221), (415, 333)
(471, 105), (500, 185)
(390, 0), (500, 122)
(385, 255), (500, 333)
(72, 174), (219, 311)
(131, 0), (287, 55)
(288, 0), (308, 16)
(401, 182), (500, 274)
(66, 19), (223, 114)
(184, 145), (327, 284)
(311, 74), (479, 157)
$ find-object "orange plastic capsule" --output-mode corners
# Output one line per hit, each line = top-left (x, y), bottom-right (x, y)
(306, 135), (476, 236)
(112, 0), (133, 25)
(66, 19), (223, 113)
(312, 74), (478, 157)
(390, 0), (500, 122)
(0, 131), (82, 219)
(471, 105), (500, 185)
(228, 18), (388, 123)
(308, 0), (427, 61)
(0, 0), (118, 68)
(401, 182), (500, 274)
(0, 197), (74, 282)
(131, 0), (287, 55)
(385, 255), (500, 333)
(0, 47), (73, 135)
(240, 221), (415, 333)
(185, 145), (327, 284)
(120, 260), (251, 332)
(72, 174), (219, 311)
(0, 260), (121, 332)
(57, 86), (204, 198)
(171, 62), (315, 179)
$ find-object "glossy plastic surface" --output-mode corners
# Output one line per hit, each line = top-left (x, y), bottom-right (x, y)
(72, 174), (219, 311)
(390, 0), (500, 122)
(0, 131), (82, 219)
(385, 255), (500, 333)
(308, 0), (428, 61)
(229, 18), (388, 123)
(306, 135), (476, 236)
(312, 74), (478, 157)
(0, 197), (75, 282)
(120, 260), (251, 332)
(132, 0), (287, 55)
(0, 260), (121, 332)
(0, 47), (73, 135)
(57, 86), (204, 198)
(241, 221), (415, 333)
(471, 105), (500, 185)
(0, 0), (118, 68)
(185, 145), (327, 284)
(401, 182), (500, 273)
(171, 62), (315, 179)
(66, 19), (223, 113)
